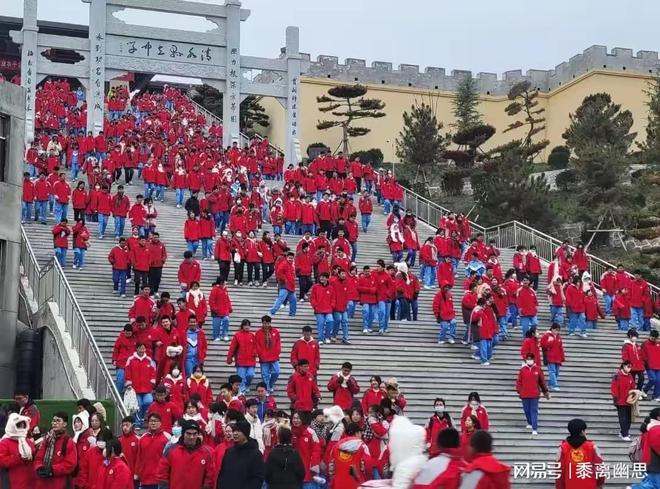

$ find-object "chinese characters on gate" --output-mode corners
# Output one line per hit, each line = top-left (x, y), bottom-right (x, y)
(227, 47), (240, 125)
(92, 33), (105, 113)
(24, 49), (34, 110)
(118, 39), (215, 63)
(290, 76), (298, 137)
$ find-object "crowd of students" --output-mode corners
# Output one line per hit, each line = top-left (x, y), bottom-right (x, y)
(14, 78), (660, 488)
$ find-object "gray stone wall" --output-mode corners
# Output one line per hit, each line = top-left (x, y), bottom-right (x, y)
(301, 45), (660, 95)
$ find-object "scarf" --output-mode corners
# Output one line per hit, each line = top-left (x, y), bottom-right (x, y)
(2, 413), (32, 460)
(262, 419), (278, 448)
(188, 289), (203, 308)
(42, 430), (64, 470)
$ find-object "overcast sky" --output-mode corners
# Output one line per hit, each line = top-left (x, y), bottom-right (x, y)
(3, 0), (660, 75)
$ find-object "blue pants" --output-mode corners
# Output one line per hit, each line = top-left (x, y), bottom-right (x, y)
(98, 213), (109, 236)
(480, 339), (493, 363)
(351, 242), (358, 263)
(617, 318), (630, 331)
(506, 304), (518, 327)
(201, 238), (212, 258)
(187, 240), (199, 254)
(419, 264), (435, 287)
(438, 320), (457, 341)
(236, 366), (255, 394)
(377, 301), (391, 332)
(270, 288), (297, 316)
(155, 185), (165, 201)
(603, 294), (614, 316)
(521, 397), (539, 430)
(333, 311), (349, 340)
(55, 247), (67, 267)
(498, 316), (508, 338)
(391, 251), (403, 263)
(362, 303), (375, 330)
(410, 299), (418, 321)
(632, 307), (645, 330)
(175, 188), (185, 206)
(112, 269), (127, 295)
(36, 201), (47, 223)
(260, 361), (280, 391)
(136, 392), (153, 426)
(347, 300), (356, 319)
(212, 316), (230, 339)
(272, 225), (282, 235)
(361, 214), (371, 232)
(144, 182), (154, 198)
(71, 158), (80, 180)
(300, 223), (314, 234)
(548, 363), (560, 388)
(115, 368), (125, 394)
(73, 248), (86, 267)
(114, 216), (126, 238)
(585, 320), (598, 329)
(383, 199), (392, 214)
(632, 473), (660, 489)
(185, 355), (198, 377)
(646, 370), (660, 399)
(21, 202), (33, 223)
(520, 315), (538, 337)
(567, 312), (586, 334)
(285, 221), (297, 235)
(405, 249), (416, 267)
(54, 202), (68, 222)
(315, 313), (334, 341)
(549, 305), (564, 325)
(218, 211), (229, 233)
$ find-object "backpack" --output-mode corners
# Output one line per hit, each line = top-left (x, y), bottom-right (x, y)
(629, 436), (642, 463)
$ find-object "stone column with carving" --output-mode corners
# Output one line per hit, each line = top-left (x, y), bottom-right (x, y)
(87, 0), (107, 135)
(20, 0), (38, 143)
(285, 26), (302, 165)
(223, 0), (241, 147)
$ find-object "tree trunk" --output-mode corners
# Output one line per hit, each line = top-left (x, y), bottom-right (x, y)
(342, 125), (349, 156)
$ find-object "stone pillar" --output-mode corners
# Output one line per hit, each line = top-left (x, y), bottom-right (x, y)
(285, 26), (302, 165)
(20, 0), (38, 144)
(223, 0), (241, 147)
(87, 0), (107, 135)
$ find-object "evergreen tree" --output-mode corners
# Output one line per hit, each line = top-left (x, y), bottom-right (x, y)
(452, 76), (482, 131)
(191, 84), (270, 134)
(395, 102), (447, 185)
(638, 70), (660, 165)
(316, 84), (386, 154)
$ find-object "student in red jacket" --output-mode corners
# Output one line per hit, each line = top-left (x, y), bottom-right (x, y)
(461, 431), (511, 489)
(613, 287), (632, 331)
(146, 385), (183, 435)
(209, 278), (232, 341)
(125, 343), (156, 426)
(270, 253), (297, 317)
(358, 190), (373, 232)
(565, 276), (587, 337)
(71, 217), (90, 269)
(290, 326), (321, 377)
(358, 266), (378, 333)
(135, 413), (169, 486)
(540, 323), (565, 392)
(555, 418), (605, 489)
(226, 319), (257, 395)
(178, 250), (202, 295)
(623, 329), (645, 391)
(255, 315), (281, 393)
(112, 324), (135, 394)
(287, 359), (321, 413)
(33, 412), (77, 489)
(182, 315), (208, 378)
(310, 272), (336, 344)
(118, 416), (139, 480)
(52, 218), (70, 266)
(0, 413), (36, 489)
(184, 212), (201, 255)
(611, 360), (636, 441)
(460, 392), (490, 432)
(644, 330), (660, 402)
(433, 282), (457, 344)
(95, 438), (133, 489)
(517, 277), (539, 337)
(412, 428), (464, 489)
(516, 353), (550, 435)
(425, 398), (454, 457)
(327, 362), (360, 410)
(21, 173), (35, 225)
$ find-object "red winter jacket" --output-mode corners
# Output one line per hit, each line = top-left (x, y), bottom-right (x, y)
(178, 260), (202, 288)
(622, 340), (645, 372)
(130, 244), (151, 272)
(52, 223), (70, 248)
(124, 353), (156, 394)
(52, 180), (71, 204)
(112, 332), (136, 368)
(287, 370), (320, 411)
(149, 241), (167, 268)
(214, 237), (232, 262)
(611, 369), (635, 406)
(119, 432), (139, 476)
(432, 290), (455, 321)
(411, 450), (464, 489)
(111, 193), (130, 217)
(184, 218), (201, 241)
(33, 433), (77, 489)
(290, 337), (321, 375)
(425, 415), (453, 458)
(310, 283), (335, 314)
(255, 327), (282, 363)
(330, 277), (351, 312)
(276, 259), (296, 292)
(327, 374), (360, 410)
(564, 284), (585, 313)
(613, 293), (631, 320)
(209, 285), (232, 316)
(0, 437), (36, 489)
(436, 262), (454, 287)
(540, 332), (565, 365)
(135, 431), (168, 485)
(146, 400), (182, 434)
(643, 339), (660, 370)
(517, 286), (538, 316)
(460, 453), (511, 489)
(292, 426), (322, 483)
(156, 443), (215, 489)
(226, 330), (257, 367)
(358, 197), (373, 215)
(520, 337), (541, 366)
(71, 188), (87, 208)
(96, 456), (133, 489)
(516, 364), (547, 399)
(600, 272), (617, 295)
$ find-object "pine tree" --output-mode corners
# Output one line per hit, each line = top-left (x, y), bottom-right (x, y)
(316, 84), (386, 154)
(395, 102), (447, 185)
(638, 70), (660, 165)
(452, 76), (482, 131)
(240, 96), (270, 137)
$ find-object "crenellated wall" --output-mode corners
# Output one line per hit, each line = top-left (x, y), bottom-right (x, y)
(298, 45), (660, 95)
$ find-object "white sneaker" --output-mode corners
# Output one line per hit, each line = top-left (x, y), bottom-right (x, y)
(126, 278), (132, 284)
(448, 338), (455, 344)
(481, 362), (490, 366)
(579, 333), (588, 338)
(622, 436), (631, 442)
(72, 264), (77, 269)
(324, 339), (330, 344)
(362, 329), (368, 334)
(120, 294), (126, 298)
(234, 280), (238, 286)
(438, 340), (446, 345)
(525, 425), (532, 430)
(532, 430), (538, 436)
(223, 336), (229, 342)
(654, 398), (660, 402)
(213, 337), (221, 342)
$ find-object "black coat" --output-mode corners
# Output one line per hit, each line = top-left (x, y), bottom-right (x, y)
(185, 196), (200, 217)
(216, 438), (265, 489)
(265, 444), (305, 489)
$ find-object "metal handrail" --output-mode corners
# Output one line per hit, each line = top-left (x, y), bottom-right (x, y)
(186, 93), (285, 157)
(19, 227), (127, 427)
(400, 186), (659, 302)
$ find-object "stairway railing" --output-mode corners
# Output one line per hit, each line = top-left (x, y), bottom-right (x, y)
(186, 93), (285, 158)
(400, 186), (660, 303)
(19, 227), (127, 426)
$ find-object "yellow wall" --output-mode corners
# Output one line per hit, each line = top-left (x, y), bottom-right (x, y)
(259, 70), (653, 162)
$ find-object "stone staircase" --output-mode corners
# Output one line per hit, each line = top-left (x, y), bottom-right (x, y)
(23, 180), (643, 486)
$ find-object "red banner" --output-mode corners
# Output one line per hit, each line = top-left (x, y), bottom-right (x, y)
(0, 56), (21, 71)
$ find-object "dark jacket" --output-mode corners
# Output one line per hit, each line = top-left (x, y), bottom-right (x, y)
(265, 444), (305, 489)
(185, 196), (201, 217)
(216, 438), (265, 489)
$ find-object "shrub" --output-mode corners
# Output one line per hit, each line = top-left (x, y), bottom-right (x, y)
(306, 143), (330, 159)
(555, 169), (578, 191)
(350, 148), (384, 167)
(548, 145), (570, 169)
